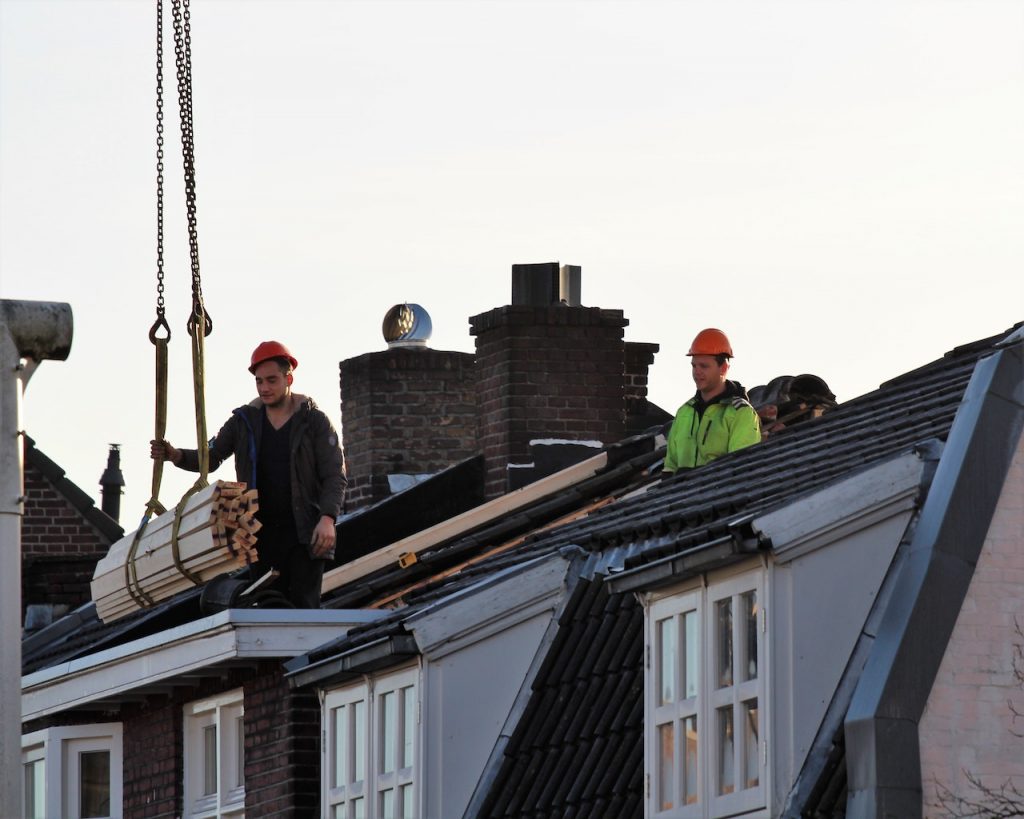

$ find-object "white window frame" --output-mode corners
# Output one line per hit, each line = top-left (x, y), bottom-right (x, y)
(323, 665), (420, 819)
(21, 723), (123, 819)
(183, 689), (245, 818)
(647, 567), (767, 819)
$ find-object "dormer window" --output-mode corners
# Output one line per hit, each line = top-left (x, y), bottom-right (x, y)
(647, 567), (766, 818)
(323, 666), (419, 819)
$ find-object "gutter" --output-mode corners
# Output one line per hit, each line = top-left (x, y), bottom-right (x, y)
(605, 532), (758, 594)
(284, 634), (421, 688)
(843, 330), (1024, 818)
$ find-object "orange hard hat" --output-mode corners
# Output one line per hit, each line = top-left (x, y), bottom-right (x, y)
(249, 341), (298, 373)
(687, 328), (734, 358)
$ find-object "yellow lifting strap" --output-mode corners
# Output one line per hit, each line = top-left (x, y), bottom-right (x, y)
(168, 306), (211, 587)
(124, 317), (171, 609)
(126, 0), (214, 604)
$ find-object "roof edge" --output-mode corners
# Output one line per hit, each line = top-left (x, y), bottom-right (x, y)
(842, 336), (1024, 816)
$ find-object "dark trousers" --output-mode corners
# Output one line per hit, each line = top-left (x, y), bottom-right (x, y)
(252, 530), (325, 609)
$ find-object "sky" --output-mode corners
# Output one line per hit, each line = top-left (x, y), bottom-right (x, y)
(2, 0), (1022, 526)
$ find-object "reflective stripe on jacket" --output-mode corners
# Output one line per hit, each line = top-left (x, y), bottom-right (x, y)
(663, 384), (761, 472)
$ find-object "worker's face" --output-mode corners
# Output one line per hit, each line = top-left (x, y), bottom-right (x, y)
(254, 360), (292, 408)
(690, 354), (728, 397)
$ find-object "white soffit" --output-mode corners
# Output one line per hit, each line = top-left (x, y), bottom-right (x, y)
(752, 450), (927, 562)
(22, 609), (387, 721)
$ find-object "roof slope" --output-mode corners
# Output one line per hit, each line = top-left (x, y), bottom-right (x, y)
(474, 573), (644, 819)
(299, 324), (1020, 819)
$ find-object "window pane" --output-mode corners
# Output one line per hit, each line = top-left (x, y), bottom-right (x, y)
(24, 759), (45, 819)
(333, 705), (348, 787)
(744, 699), (759, 790)
(353, 796), (365, 819)
(742, 590), (758, 682)
(332, 807), (344, 819)
(382, 788), (395, 819)
(80, 750), (111, 818)
(203, 724), (218, 796)
(683, 610), (699, 700)
(716, 599), (733, 688)
(717, 706), (734, 795)
(381, 690), (396, 774)
(657, 722), (674, 811)
(401, 783), (413, 817)
(683, 716), (698, 806)
(401, 686), (415, 769)
(353, 700), (366, 782)
(657, 616), (676, 705)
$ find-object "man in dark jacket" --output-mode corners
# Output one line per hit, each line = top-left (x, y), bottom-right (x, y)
(151, 341), (346, 608)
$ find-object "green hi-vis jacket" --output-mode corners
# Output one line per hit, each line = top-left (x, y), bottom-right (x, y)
(663, 381), (761, 472)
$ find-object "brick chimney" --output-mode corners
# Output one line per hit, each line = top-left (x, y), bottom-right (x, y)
(339, 305), (477, 510)
(470, 263), (629, 498)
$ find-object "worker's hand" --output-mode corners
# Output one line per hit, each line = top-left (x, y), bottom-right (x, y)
(150, 439), (181, 465)
(311, 515), (336, 558)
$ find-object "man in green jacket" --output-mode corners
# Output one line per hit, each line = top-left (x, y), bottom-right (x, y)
(663, 328), (761, 473)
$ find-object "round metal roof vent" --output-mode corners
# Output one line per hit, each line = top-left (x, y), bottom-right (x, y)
(382, 303), (432, 348)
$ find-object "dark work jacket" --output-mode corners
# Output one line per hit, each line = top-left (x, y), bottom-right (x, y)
(177, 394), (347, 559)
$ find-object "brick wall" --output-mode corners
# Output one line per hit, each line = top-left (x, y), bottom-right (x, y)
(244, 662), (321, 817)
(122, 698), (182, 819)
(340, 348), (478, 509)
(120, 663), (320, 818)
(470, 305), (628, 498)
(22, 458), (114, 614)
(919, 427), (1024, 811)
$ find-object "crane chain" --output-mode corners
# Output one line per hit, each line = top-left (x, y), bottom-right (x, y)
(171, 0), (212, 338)
(149, 0), (170, 344)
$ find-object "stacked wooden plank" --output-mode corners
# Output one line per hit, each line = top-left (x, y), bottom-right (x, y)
(91, 481), (262, 623)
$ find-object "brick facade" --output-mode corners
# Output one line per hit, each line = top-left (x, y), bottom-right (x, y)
(470, 305), (629, 498)
(244, 662), (321, 817)
(119, 662), (320, 819)
(919, 427), (1024, 811)
(340, 348), (478, 509)
(122, 698), (181, 819)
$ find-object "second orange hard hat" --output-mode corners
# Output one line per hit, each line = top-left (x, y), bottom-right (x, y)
(687, 328), (734, 358)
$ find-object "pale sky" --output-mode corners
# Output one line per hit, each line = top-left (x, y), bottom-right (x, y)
(2, 0), (1022, 523)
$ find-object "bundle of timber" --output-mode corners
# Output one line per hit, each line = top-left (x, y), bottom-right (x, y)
(91, 481), (262, 623)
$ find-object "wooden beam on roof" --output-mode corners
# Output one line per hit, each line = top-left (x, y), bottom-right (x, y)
(322, 451), (609, 595)
(368, 494), (617, 609)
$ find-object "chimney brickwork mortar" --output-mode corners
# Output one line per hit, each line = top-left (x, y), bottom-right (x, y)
(624, 341), (660, 413)
(339, 348), (477, 510)
(470, 305), (628, 498)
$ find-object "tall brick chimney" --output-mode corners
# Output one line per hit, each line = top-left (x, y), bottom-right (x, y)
(339, 304), (478, 510)
(470, 263), (629, 498)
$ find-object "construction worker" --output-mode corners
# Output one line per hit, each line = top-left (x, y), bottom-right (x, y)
(662, 328), (761, 473)
(151, 341), (347, 608)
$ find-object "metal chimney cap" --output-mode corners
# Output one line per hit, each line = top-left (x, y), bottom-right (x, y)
(383, 303), (432, 348)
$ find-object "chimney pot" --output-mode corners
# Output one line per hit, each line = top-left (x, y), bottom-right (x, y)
(511, 263), (582, 307)
(99, 444), (124, 523)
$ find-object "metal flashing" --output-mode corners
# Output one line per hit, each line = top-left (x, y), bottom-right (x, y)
(284, 634), (420, 688)
(843, 339), (1024, 816)
(605, 533), (750, 594)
